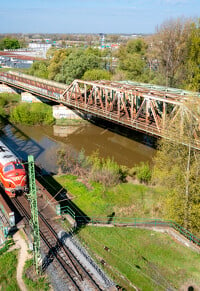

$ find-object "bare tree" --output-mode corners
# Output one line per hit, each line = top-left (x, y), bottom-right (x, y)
(154, 18), (192, 87)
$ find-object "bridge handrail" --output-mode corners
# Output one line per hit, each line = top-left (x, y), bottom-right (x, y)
(0, 71), (66, 90)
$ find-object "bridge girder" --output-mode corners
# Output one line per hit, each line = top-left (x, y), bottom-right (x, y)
(0, 72), (200, 149)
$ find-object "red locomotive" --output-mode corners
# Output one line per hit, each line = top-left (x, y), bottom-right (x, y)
(0, 141), (28, 198)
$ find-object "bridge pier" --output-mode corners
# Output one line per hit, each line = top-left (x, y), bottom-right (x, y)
(0, 84), (17, 94)
(53, 104), (83, 120)
(21, 92), (41, 103)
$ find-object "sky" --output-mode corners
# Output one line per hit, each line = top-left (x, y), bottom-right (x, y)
(0, 0), (199, 34)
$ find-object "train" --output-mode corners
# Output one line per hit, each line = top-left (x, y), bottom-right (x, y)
(0, 140), (28, 198)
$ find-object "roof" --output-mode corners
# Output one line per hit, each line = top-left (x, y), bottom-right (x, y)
(0, 140), (18, 166)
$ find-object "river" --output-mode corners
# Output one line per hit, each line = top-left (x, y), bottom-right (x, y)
(1, 121), (156, 174)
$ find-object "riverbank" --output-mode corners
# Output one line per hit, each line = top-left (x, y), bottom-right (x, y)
(55, 174), (162, 218)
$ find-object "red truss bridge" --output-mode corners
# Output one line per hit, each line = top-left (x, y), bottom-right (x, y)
(0, 71), (200, 149)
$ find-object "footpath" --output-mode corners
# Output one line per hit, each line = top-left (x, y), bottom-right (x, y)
(9, 230), (31, 291)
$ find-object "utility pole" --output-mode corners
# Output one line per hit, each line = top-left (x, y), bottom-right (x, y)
(27, 155), (41, 274)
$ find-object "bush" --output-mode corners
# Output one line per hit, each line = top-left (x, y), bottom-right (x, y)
(0, 96), (8, 107)
(10, 102), (55, 125)
(0, 107), (6, 119)
(88, 152), (121, 187)
(0, 93), (20, 106)
(57, 146), (89, 176)
(135, 162), (151, 184)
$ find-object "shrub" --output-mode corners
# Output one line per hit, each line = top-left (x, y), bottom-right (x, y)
(0, 96), (8, 107)
(0, 93), (20, 106)
(135, 162), (151, 184)
(88, 152), (121, 187)
(57, 146), (89, 176)
(10, 102), (55, 125)
(0, 107), (6, 119)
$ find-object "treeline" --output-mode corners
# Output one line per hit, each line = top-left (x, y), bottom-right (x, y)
(28, 17), (200, 91)
(0, 37), (24, 50)
(28, 47), (112, 83)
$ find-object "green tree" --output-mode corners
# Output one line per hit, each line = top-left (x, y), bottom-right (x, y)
(28, 61), (49, 79)
(47, 48), (71, 80)
(10, 103), (54, 125)
(117, 39), (149, 81)
(0, 38), (21, 49)
(152, 98), (200, 234)
(55, 49), (101, 84)
(82, 69), (111, 81)
(184, 19), (200, 91)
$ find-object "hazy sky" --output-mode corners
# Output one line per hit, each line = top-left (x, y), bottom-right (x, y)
(0, 0), (199, 34)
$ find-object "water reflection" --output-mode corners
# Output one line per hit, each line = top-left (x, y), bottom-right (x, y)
(53, 125), (81, 137)
(1, 122), (156, 174)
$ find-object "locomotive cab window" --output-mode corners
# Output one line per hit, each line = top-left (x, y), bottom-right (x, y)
(3, 164), (14, 173)
(14, 163), (24, 170)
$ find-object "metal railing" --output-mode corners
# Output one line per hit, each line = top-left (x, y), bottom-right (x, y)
(63, 212), (200, 247)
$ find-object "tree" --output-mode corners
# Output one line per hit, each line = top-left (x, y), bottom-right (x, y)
(82, 69), (111, 81)
(153, 18), (191, 87)
(28, 61), (49, 79)
(152, 98), (200, 234)
(184, 19), (200, 91)
(117, 39), (149, 82)
(55, 49), (102, 84)
(47, 48), (70, 80)
(0, 38), (21, 50)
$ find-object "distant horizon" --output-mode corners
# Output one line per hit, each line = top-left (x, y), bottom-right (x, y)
(0, 0), (199, 34)
(0, 32), (151, 36)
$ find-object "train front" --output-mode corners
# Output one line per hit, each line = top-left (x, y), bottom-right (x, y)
(2, 161), (28, 198)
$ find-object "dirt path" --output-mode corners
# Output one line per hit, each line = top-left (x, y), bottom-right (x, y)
(11, 230), (31, 291)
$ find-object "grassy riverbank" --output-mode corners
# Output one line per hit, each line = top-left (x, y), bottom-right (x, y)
(55, 174), (164, 218)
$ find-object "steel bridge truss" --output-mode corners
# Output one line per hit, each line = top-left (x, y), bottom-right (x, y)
(62, 79), (200, 149)
(0, 71), (199, 148)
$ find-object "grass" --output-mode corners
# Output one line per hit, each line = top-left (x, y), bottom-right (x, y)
(0, 250), (20, 291)
(0, 239), (14, 255)
(23, 259), (50, 291)
(54, 174), (164, 219)
(54, 174), (200, 290)
(77, 226), (200, 290)
(55, 118), (87, 126)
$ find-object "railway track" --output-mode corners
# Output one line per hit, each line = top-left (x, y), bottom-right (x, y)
(12, 195), (103, 291)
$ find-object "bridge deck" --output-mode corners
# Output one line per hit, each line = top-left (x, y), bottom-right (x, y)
(0, 71), (199, 149)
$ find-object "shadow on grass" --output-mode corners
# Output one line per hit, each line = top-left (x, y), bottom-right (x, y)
(107, 212), (115, 224)
(36, 174), (90, 235)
